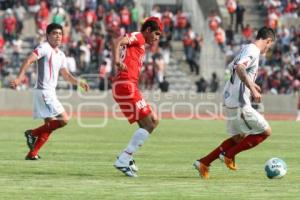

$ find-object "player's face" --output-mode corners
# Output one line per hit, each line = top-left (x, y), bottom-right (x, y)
(261, 38), (274, 54)
(146, 29), (161, 45)
(47, 29), (63, 47)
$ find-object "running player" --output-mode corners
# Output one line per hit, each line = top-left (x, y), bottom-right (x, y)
(112, 17), (162, 177)
(10, 23), (89, 160)
(194, 27), (275, 179)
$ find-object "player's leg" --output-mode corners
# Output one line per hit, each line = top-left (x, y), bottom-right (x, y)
(194, 107), (244, 178)
(194, 134), (244, 179)
(223, 106), (271, 169)
(115, 112), (158, 175)
(26, 112), (69, 160)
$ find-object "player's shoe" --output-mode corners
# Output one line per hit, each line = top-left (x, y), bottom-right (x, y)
(114, 158), (137, 177)
(25, 155), (40, 160)
(24, 130), (37, 150)
(224, 156), (237, 170)
(219, 152), (237, 170)
(129, 159), (139, 172)
(193, 160), (209, 179)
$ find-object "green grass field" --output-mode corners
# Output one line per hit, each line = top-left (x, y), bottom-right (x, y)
(0, 117), (299, 200)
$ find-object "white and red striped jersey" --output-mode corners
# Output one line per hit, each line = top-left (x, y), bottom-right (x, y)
(33, 42), (67, 91)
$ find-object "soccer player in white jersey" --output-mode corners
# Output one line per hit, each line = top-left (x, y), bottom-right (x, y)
(193, 27), (276, 179)
(10, 23), (89, 160)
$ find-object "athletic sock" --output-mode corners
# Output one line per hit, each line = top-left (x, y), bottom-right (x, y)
(225, 134), (269, 159)
(118, 128), (150, 163)
(31, 120), (63, 137)
(200, 138), (237, 166)
(28, 132), (51, 157)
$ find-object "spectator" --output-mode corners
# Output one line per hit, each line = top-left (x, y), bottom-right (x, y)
(27, 0), (40, 15)
(208, 9), (222, 32)
(195, 77), (208, 93)
(11, 35), (23, 69)
(225, 25), (234, 45)
(130, 2), (139, 31)
(225, 0), (237, 25)
(210, 72), (220, 92)
(159, 76), (169, 92)
(214, 27), (226, 53)
(13, 1), (26, 35)
(153, 53), (165, 84)
(174, 9), (188, 40)
(0, 33), (5, 53)
(2, 8), (17, 43)
(120, 5), (131, 32)
(36, 1), (49, 32)
(66, 51), (77, 75)
(51, 1), (67, 25)
(183, 26), (199, 75)
(242, 24), (253, 42)
(235, 1), (245, 33)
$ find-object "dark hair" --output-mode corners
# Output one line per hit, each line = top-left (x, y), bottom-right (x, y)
(256, 27), (276, 41)
(46, 23), (63, 34)
(141, 20), (161, 32)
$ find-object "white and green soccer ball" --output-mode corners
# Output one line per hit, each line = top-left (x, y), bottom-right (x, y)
(264, 157), (287, 179)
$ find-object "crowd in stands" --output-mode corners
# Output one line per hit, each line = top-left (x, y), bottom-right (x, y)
(219, 0), (300, 95)
(0, 0), (215, 92)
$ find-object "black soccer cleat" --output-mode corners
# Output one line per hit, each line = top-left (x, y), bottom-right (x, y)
(24, 130), (37, 150)
(25, 155), (40, 160)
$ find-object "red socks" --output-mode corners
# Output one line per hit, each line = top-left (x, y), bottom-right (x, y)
(28, 132), (51, 157)
(200, 138), (237, 166)
(31, 120), (63, 137)
(225, 134), (269, 159)
(28, 120), (64, 157)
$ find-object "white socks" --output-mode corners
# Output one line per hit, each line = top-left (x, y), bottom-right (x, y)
(118, 128), (150, 163)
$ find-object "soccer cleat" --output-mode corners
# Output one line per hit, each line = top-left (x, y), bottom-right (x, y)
(129, 159), (139, 172)
(25, 155), (40, 160)
(193, 160), (209, 179)
(24, 130), (37, 150)
(114, 158), (137, 177)
(224, 156), (237, 170)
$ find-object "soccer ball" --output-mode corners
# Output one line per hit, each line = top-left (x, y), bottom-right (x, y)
(264, 157), (287, 179)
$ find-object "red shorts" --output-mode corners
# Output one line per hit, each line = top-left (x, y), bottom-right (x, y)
(112, 81), (152, 124)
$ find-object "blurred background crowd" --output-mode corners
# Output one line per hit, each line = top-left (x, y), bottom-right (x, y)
(0, 0), (299, 97)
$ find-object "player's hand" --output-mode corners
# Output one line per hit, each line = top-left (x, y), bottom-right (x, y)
(254, 83), (261, 93)
(251, 88), (262, 103)
(116, 62), (127, 71)
(10, 78), (20, 89)
(79, 81), (90, 92)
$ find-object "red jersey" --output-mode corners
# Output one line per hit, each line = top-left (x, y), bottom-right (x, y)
(115, 32), (146, 83)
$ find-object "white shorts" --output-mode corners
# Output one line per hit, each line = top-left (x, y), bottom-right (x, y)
(33, 89), (65, 119)
(224, 105), (270, 136)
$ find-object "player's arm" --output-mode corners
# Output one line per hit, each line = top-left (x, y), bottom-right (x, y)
(112, 36), (130, 71)
(10, 53), (38, 89)
(235, 64), (261, 103)
(60, 68), (90, 92)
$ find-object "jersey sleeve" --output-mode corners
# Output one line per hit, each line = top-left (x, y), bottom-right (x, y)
(233, 47), (256, 69)
(32, 43), (48, 59)
(126, 32), (144, 46)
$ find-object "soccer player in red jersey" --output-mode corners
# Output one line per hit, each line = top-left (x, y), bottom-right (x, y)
(112, 17), (163, 177)
(10, 23), (89, 160)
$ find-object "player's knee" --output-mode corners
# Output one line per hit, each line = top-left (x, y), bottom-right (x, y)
(60, 119), (68, 127)
(145, 122), (157, 133)
(264, 127), (272, 137)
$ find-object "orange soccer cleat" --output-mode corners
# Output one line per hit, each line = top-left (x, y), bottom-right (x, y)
(224, 156), (238, 170)
(193, 160), (209, 179)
